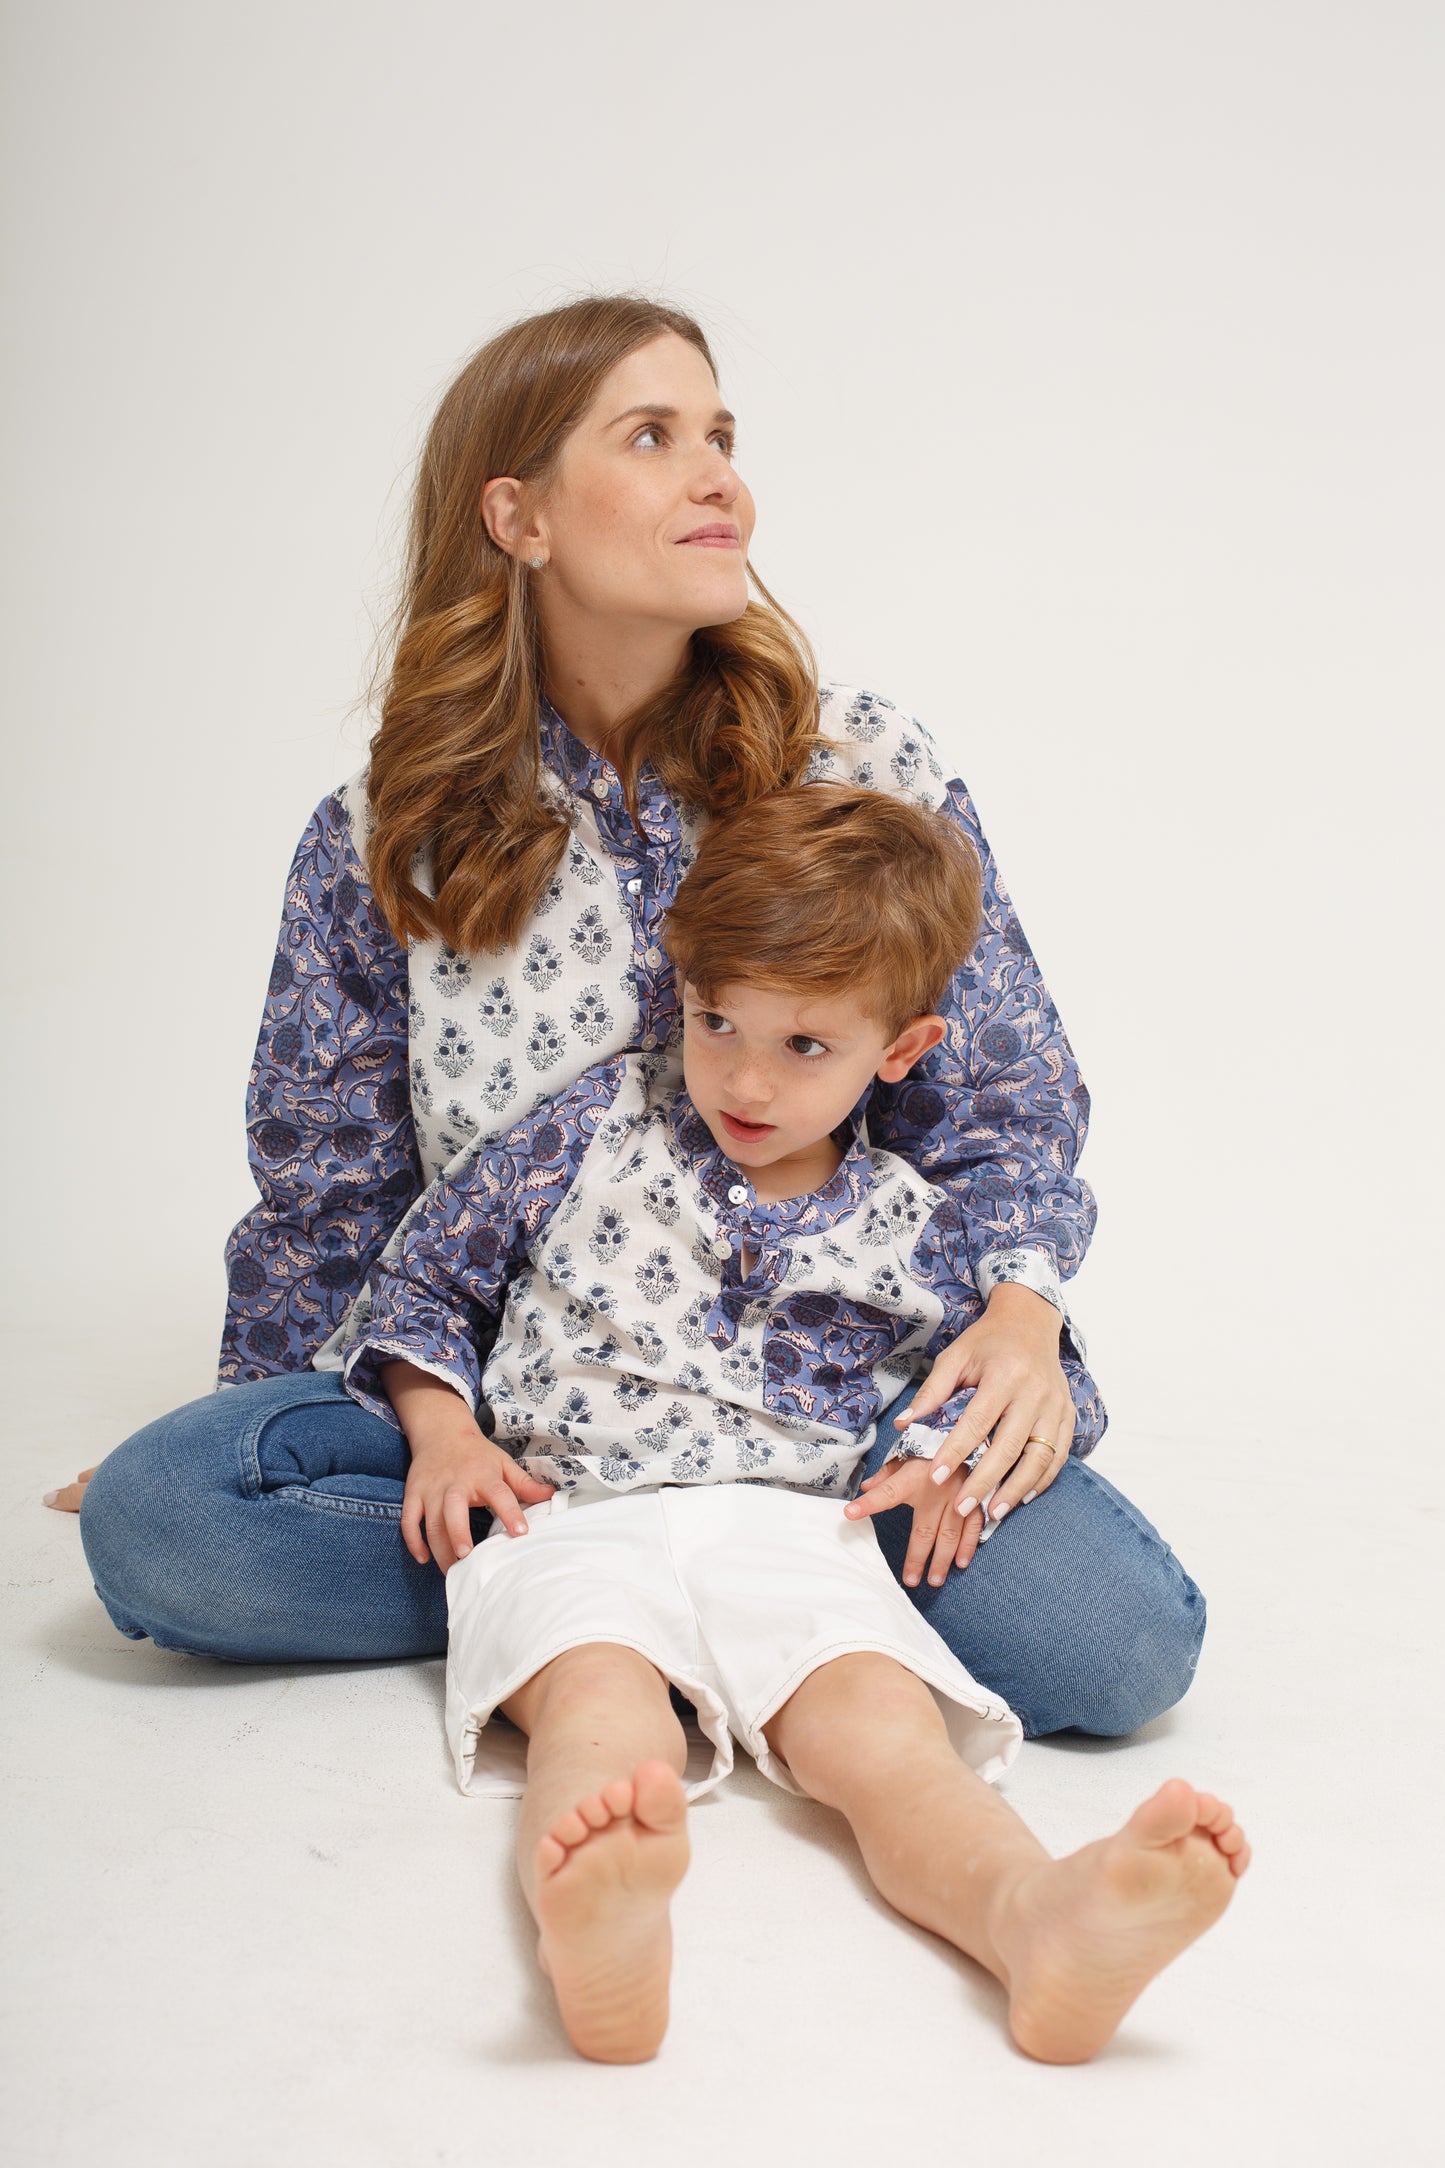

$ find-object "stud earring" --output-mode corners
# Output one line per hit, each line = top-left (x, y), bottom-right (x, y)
(527, 556), (545, 571)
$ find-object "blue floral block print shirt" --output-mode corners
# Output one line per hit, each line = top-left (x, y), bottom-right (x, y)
(219, 683), (1100, 1402)
(340, 1049), (1107, 1496)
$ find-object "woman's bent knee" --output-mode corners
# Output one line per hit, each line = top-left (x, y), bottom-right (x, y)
(79, 1390), (249, 1653)
(1058, 1570), (1207, 1738)
(73, 1372), (437, 1663)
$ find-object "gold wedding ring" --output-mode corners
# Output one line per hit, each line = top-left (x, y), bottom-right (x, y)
(1025, 1435), (1056, 1456)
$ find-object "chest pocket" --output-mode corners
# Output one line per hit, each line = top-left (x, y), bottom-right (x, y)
(762, 1291), (915, 1432)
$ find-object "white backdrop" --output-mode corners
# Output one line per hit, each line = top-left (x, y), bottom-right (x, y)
(5, 10), (1445, 2164)
(3, 1), (1440, 1453)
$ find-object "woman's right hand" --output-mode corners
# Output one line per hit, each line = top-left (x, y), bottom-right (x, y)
(43, 1468), (98, 1513)
(383, 1358), (555, 1572)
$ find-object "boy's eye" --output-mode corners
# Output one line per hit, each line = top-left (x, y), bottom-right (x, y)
(699, 1011), (734, 1036)
(787, 1035), (829, 1059)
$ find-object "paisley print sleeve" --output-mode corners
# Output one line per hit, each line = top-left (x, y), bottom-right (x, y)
(867, 776), (1098, 1298)
(342, 1057), (627, 1426)
(217, 788), (421, 1386)
(899, 1215), (1106, 1460)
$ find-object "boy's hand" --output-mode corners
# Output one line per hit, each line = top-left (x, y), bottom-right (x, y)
(383, 1358), (555, 1572)
(843, 1453), (981, 1587)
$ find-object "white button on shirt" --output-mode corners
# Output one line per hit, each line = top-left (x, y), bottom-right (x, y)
(591, 777), (609, 801)
(711, 1237), (732, 1259)
(626, 878), (643, 894)
(727, 1185), (748, 1204)
(644, 947), (663, 969)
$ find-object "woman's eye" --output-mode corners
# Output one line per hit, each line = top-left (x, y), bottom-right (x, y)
(788, 1036), (828, 1058)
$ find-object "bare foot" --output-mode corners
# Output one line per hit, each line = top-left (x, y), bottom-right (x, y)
(533, 1759), (690, 2064)
(998, 1777), (1251, 2063)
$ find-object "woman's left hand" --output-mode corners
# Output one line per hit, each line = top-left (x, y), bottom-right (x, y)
(847, 1283), (1075, 1568)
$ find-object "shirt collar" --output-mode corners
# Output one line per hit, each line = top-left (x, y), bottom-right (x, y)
(664, 1082), (879, 1232)
(537, 689), (607, 798)
(538, 690), (680, 849)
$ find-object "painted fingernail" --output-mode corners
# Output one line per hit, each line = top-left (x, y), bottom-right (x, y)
(42, 1491), (58, 1507)
(930, 1463), (952, 1486)
(1023, 1490), (1038, 1505)
(993, 1500), (1011, 1521)
(955, 1495), (981, 1519)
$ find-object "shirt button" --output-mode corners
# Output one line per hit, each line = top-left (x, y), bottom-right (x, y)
(640, 1032), (658, 1050)
(712, 1237), (732, 1259)
(727, 1184), (748, 1204)
(591, 778), (609, 801)
(626, 878), (643, 895)
(644, 946), (663, 969)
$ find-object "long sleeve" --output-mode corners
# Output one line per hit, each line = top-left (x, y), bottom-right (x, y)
(893, 1215), (1108, 1461)
(217, 786), (422, 1385)
(341, 1057), (627, 1426)
(867, 776), (1097, 1313)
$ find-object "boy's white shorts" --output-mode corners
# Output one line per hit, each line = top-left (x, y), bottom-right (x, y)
(444, 1482), (1023, 1801)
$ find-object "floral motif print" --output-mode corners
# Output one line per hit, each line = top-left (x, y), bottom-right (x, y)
(433, 1021), (474, 1079)
(340, 1054), (1107, 1501)
(477, 979), (516, 1037)
(429, 945), (472, 998)
(224, 680), (1096, 1395)
(570, 985), (613, 1046)
(865, 772), (1096, 1296)
(218, 786), (421, 1386)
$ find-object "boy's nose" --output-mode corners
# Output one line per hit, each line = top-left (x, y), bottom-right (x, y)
(729, 1060), (773, 1108)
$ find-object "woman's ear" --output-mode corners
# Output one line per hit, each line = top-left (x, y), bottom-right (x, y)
(481, 475), (542, 560)
(875, 1014), (947, 1083)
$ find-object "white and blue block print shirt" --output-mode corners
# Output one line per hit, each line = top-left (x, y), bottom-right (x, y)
(338, 1050), (1106, 1497)
(219, 681), (1101, 1447)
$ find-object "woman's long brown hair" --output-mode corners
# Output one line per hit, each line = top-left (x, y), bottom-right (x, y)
(363, 293), (825, 955)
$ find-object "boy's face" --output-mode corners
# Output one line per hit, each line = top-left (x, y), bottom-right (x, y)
(680, 979), (946, 1182)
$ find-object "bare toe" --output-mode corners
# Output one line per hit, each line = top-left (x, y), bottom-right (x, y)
(546, 1807), (593, 1853)
(1126, 1777), (1200, 1848)
(632, 1760), (688, 1831)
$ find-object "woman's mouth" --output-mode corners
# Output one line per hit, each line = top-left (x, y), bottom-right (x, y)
(678, 524), (741, 548)
(720, 1111), (776, 1143)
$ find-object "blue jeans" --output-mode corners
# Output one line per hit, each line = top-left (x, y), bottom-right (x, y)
(78, 1370), (1205, 1739)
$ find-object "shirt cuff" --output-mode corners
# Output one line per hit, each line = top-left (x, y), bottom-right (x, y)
(975, 1245), (1088, 1366)
(342, 1338), (480, 1426)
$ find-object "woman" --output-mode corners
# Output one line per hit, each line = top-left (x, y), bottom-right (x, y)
(55, 293), (1203, 1737)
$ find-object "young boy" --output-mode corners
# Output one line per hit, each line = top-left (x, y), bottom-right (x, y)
(341, 784), (1249, 2066)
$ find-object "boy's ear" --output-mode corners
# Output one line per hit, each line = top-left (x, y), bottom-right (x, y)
(875, 1014), (947, 1082)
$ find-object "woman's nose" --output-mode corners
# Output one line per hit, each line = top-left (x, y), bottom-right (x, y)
(695, 445), (740, 502)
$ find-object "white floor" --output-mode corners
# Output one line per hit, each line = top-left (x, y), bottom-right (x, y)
(4, 1327), (1438, 2168)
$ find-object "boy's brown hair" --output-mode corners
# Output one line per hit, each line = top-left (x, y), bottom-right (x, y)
(663, 783), (983, 1037)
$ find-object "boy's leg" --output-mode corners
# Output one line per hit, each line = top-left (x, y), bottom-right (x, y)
(499, 1642), (691, 2064)
(763, 1651), (1250, 2064)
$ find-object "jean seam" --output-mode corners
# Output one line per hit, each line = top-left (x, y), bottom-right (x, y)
(1066, 1463), (1202, 1602)
(265, 1486), (404, 1521)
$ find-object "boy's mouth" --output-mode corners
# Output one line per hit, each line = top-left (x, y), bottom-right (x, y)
(719, 1111), (777, 1143)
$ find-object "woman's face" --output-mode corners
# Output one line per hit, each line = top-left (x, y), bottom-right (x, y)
(528, 330), (755, 634)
